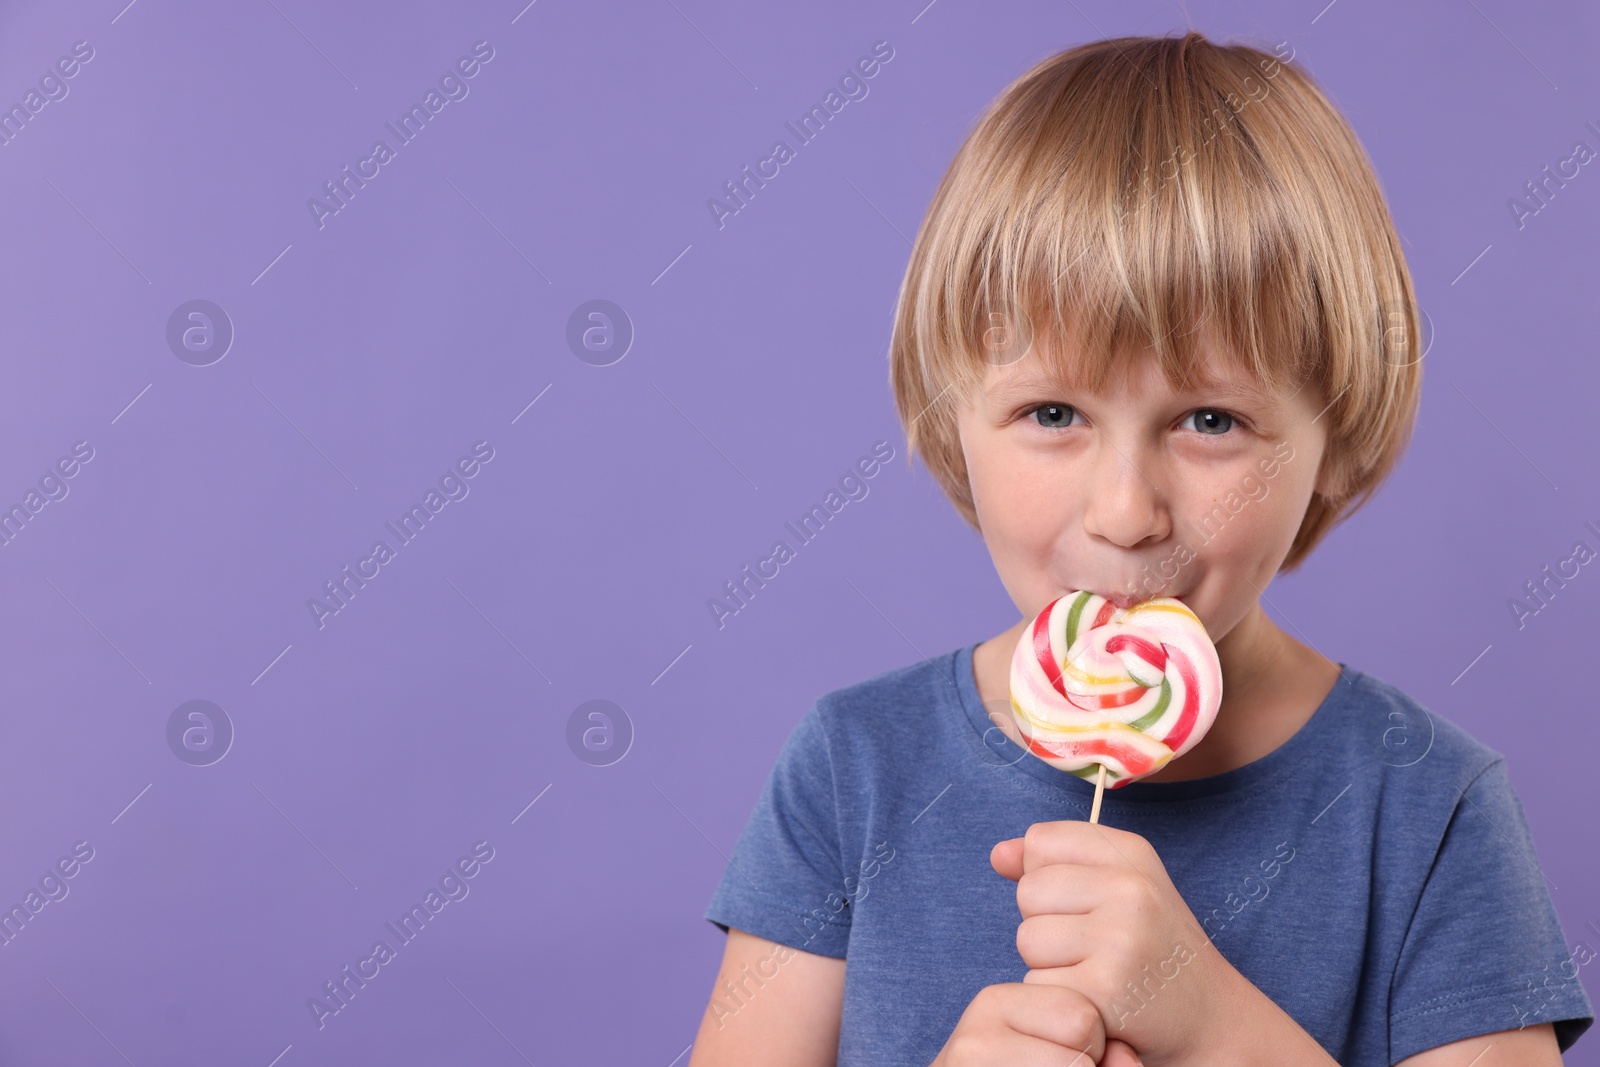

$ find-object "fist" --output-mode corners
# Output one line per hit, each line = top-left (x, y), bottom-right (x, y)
(931, 982), (1145, 1066)
(991, 820), (1232, 1063)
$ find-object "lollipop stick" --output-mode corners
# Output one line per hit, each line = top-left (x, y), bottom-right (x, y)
(1088, 763), (1107, 824)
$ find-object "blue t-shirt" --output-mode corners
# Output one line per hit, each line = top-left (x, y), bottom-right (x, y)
(704, 642), (1594, 1066)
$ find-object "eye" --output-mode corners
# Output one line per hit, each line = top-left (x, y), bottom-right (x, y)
(1185, 408), (1237, 436)
(1021, 403), (1245, 436)
(1028, 403), (1081, 430)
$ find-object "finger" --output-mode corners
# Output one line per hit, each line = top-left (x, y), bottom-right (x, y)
(1021, 821), (1137, 873)
(991, 838), (1025, 882)
(1015, 862), (1106, 918)
(985, 981), (1107, 1060)
(957, 1032), (1102, 1067)
(1017, 915), (1094, 970)
(1101, 1038), (1145, 1066)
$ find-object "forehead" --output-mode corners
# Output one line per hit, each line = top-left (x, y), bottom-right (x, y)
(980, 340), (1291, 406)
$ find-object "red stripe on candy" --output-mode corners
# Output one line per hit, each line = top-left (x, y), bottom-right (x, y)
(1103, 633), (1167, 674)
(1064, 686), (1146, 712)
(1160, 643), (1201, 750)
(1024, 732), (1157, 782)
(1032, 607), (1066, 698)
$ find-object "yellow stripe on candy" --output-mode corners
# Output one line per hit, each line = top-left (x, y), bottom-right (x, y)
(1124, 601), (1201, 623)
(1059, 658), (1126, 686)
(1009, 698), (1176, 747)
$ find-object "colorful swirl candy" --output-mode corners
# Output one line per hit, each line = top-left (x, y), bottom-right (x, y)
(1008, 591), (1223, 789)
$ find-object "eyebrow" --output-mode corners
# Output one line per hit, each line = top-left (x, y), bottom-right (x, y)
(987, 373), (1283, 408)
(1179, 379), (1282, 407)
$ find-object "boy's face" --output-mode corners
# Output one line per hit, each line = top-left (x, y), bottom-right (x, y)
(955, 337), (1339, 645)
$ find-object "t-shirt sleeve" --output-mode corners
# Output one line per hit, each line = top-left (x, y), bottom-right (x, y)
(1389, 758), (1595, 1062)
(702, 703), (852, 959)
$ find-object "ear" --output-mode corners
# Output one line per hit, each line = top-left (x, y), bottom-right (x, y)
(1313, 449), (1351, 500)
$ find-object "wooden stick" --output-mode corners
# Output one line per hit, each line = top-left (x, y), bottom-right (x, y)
(1088, 763), (1107, 824)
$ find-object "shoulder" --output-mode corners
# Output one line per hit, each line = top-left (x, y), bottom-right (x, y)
(1331, 663), (1510, 809)
(816, 649), (959, 711)
(1341, 665), (1503, 765)
(806, 648), (968, 774)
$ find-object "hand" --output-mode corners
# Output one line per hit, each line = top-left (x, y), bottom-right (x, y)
(930, 981), (1146, 1066)
(992, 820), (1236, 1066)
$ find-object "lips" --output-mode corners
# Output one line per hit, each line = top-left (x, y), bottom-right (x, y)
(1086, 589), (1184, 611)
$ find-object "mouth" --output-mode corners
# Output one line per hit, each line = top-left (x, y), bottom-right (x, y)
(1088, 589), (1186, 611)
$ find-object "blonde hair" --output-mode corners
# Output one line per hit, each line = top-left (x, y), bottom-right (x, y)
(888, 31), (1421, 572)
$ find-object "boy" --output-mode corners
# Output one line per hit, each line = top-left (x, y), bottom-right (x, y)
(691, 31), (1593, 1066)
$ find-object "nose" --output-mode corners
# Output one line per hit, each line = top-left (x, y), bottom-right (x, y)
(1080, 439), (1170, 549)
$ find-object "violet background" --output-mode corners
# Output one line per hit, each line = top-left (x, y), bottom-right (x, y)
(1, 0), (1597, 1064)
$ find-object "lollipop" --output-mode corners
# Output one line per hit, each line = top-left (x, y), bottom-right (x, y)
(1008, 590), (1223, 821)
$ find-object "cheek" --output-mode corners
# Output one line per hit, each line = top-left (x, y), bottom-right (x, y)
(986, 461), (1060, 531)
(1180, 472), (1308, 561)
(969, 455), (1064, 556)
(961, 435), (1007, 516)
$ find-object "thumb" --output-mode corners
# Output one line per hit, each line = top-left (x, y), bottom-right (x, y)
(1100, 1038), (1143, 1066)
(990, 837), (1024, 882)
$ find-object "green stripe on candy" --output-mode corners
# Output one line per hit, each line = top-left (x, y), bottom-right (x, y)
(1064, 591), (1092, 649)
(1128, 676), (1171, 732)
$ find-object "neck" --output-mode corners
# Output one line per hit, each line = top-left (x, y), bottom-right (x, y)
(1159, 603), (1287, 780)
